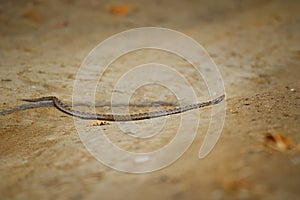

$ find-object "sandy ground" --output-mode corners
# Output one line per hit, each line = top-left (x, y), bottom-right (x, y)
(0, 0), (300, 199)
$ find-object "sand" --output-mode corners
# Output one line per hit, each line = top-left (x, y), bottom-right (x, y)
(0, 0), (299, 199)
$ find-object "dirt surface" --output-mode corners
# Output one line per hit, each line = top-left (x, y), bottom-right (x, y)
(0, 0), (300, 199)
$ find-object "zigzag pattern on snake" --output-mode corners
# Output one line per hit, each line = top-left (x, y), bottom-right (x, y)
(21, 95), (225, 121)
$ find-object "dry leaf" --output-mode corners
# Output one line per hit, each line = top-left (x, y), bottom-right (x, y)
(22, 8), (43, 23)
(110, 5), (131, 16)
(264, 133), (293, 152)
(54, 20), (68, 28)
(88, 120), (109, 126)
(223, 177), (251, 191)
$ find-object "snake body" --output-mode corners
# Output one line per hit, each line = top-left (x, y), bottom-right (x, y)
(22, 95), (225, 121)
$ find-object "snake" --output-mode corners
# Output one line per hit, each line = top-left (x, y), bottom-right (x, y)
(20, 94), (225, 122)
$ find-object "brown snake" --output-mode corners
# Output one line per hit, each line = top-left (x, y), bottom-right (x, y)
(21, 95), (225, 121)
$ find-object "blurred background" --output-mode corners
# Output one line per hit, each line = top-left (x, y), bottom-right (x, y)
(0, 0), (299, 199)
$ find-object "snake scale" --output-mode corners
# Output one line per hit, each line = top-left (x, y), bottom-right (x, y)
(21, 94), (225, 122)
